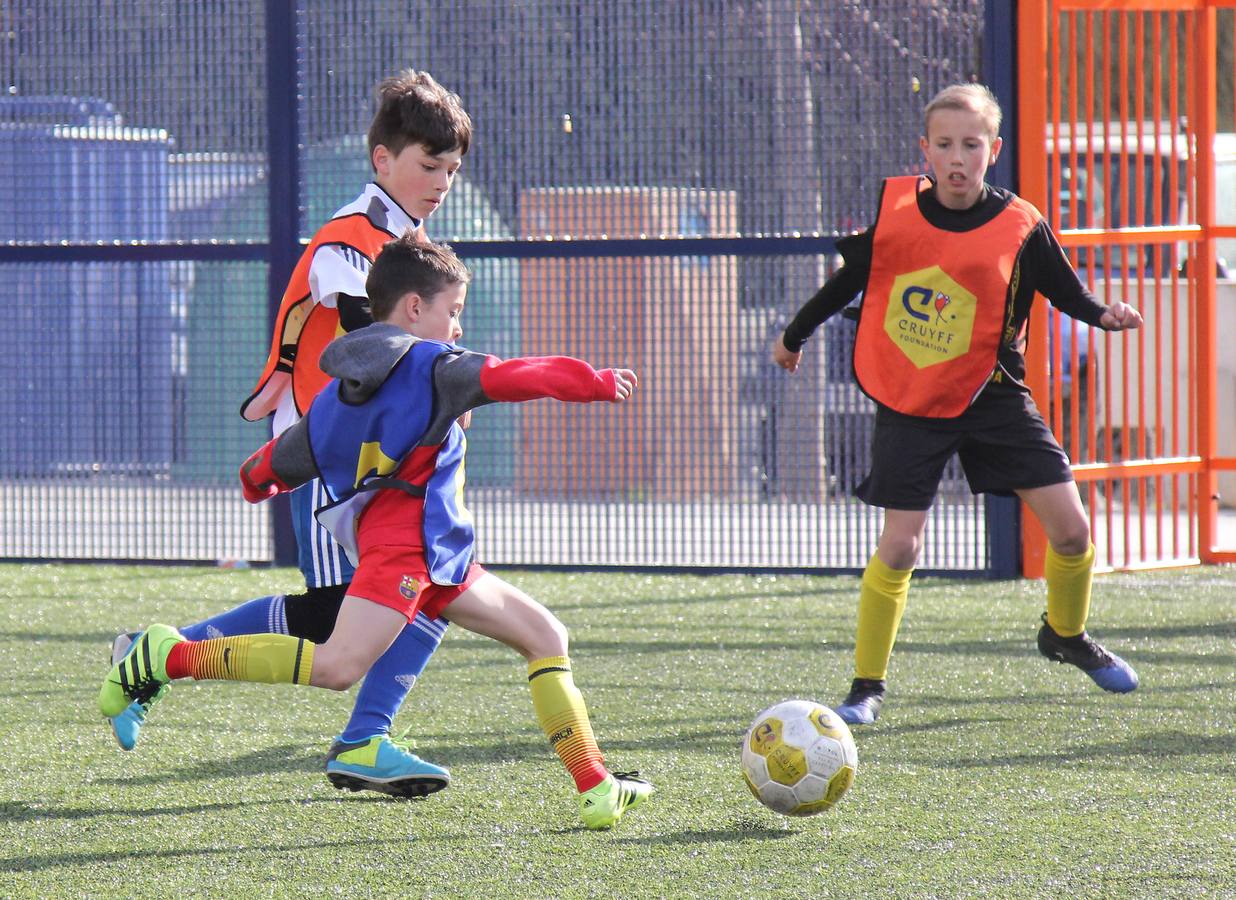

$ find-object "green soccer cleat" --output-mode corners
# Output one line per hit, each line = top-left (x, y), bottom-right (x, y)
(107, 631), (169, 750)
(578, 771), (653, 830)
(98, 624), (184, 718)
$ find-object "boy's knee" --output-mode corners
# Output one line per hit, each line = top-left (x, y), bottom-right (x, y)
(1051, 531), (1092, 558)
(311, 653), (368, 691)
(527, 613), (569, 660)
(879, 535), (922, 570)
(285, 584), (348, 643)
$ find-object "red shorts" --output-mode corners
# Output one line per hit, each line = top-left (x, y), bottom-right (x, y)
(349, 544), (486, 622)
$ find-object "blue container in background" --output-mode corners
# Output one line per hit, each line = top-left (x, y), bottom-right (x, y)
(0, 96), (176, 476)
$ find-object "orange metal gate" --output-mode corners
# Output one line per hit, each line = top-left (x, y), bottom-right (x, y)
(1018, 0), (1236, 573)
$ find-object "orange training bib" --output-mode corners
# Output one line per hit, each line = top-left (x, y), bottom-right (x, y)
(852, 175), (1040, 418)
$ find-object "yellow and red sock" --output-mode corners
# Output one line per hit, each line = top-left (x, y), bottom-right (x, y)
(166, 634), (314, 685)
(528, 656), (607, 793)
(1045, 543), (1095, 637)
(854, 553), (914, 681)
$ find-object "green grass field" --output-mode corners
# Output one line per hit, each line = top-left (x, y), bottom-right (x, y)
(0, 563), (1232, 898)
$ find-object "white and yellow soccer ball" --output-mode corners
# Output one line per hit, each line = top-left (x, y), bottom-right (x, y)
(741, 699), (858, 816)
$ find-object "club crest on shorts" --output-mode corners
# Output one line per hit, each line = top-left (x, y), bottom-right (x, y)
(398, 574), (422, 600)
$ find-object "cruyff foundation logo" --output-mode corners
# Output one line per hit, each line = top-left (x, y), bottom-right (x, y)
(884, 266), (977, 369)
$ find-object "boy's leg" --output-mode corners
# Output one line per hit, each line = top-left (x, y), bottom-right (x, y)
(440, 572), (651, 829)
(337, 612), (447, 743)
(178, 593), (292, 641)
(1020, 482), (1138, 693)
(290, 481), (448, 783)
(105, 584), (345, 751)
(322, 545), (455, 798)
(107, 480), (447, 784)
(100, 596), (405, 714)
(837, 510), (924, 726)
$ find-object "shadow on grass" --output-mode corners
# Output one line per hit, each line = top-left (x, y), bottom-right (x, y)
(91, 743), (325, 785)
(613, 818), (798, 844)
(857, 716), (1018, 739)
(0, 797), (285, 823)
(0, 836), (409, 874)
(0, 628), (144, 645)
(939, 731), (1234, 768)
(91, 737), (594, 780)
(550, 582), (857, 613)
(1097, 620), (1236, 641)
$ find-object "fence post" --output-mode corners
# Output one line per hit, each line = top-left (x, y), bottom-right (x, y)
(982, 0), (1022, 578)
(1016, 0), (1051, 579)
(265, 0), (301, 567)
(1193, 5), (1219, 561)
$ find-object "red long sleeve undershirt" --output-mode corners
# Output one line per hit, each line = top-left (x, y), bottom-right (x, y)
(477, 355), (618, 403)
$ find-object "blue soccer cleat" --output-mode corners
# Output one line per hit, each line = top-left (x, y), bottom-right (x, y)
(107, 631), (168, 750)
(325, 732), (450, 799)
(835, 677), (886, 725)
(1037, 613), (1139, 693)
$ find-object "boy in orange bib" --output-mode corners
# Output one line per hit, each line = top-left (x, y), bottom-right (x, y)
(772, 84), (1142, 724)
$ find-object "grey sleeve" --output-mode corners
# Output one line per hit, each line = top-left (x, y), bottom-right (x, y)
(271, 416), (319, 488)
(418, 349), (497, 445)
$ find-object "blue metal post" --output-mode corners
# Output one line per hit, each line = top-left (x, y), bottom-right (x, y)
(265, 0), (300, 568)
(982, 0), (1021, 578)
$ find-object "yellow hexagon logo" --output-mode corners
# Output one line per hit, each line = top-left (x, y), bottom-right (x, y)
(748, 718), (783, 757)
(883, 265), (977, 369)
(807, 707), (850, 742)
(766, 744), (809, 786)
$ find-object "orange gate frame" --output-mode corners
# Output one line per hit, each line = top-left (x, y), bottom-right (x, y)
(1018, 0), (1236, 574)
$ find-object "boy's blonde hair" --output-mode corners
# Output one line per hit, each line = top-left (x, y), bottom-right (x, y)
(923, 83), (1002, 140)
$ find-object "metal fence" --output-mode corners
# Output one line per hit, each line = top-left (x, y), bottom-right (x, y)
(0, 0), (997, 572)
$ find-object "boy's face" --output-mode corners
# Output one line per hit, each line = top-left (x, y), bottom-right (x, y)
(919, 107), (1001, 210)
(372, 142), (463, 221)
(407, 282), (467, 344)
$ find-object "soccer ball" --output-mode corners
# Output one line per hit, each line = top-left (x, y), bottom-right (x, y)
(741, 699), (858, 816)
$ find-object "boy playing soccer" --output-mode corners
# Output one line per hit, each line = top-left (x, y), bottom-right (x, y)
(107, 71), (470, 797)
(101, 236), (653, 830)
(772, 83), (1142, 725)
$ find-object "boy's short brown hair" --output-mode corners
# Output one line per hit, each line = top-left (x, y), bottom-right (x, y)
(367, 70), (473, 163)
(923, 83), (1002, 140)
(366, 232), (472, 322)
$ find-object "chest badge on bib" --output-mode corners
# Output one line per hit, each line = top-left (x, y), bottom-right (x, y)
(885, 265), (977, 368)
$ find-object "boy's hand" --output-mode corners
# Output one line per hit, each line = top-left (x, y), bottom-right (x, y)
(610, 368), (638, 402)
(771, 334), (803, 372)
(1100, 301), (1143, 331)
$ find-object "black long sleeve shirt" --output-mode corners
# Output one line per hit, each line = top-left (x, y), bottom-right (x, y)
(782, 182), (1110, 402)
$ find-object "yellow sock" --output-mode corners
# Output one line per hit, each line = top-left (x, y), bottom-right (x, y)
(1044, 543), (1095, 637)
(854, 553), (913, 681)
(166, 634), (315, 685)
(528, 656), (607, 793)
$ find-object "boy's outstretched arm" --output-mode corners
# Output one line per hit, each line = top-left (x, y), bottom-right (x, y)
(479, 355), (636, 403)
(771, 235), (869, 374)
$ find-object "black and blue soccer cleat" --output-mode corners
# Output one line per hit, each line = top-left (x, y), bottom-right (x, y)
(835, 677), (886, 725)
(1037, 613), (1139, 693)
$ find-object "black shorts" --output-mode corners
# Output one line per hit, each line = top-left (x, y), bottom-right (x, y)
(855, 390), (1073, 511)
